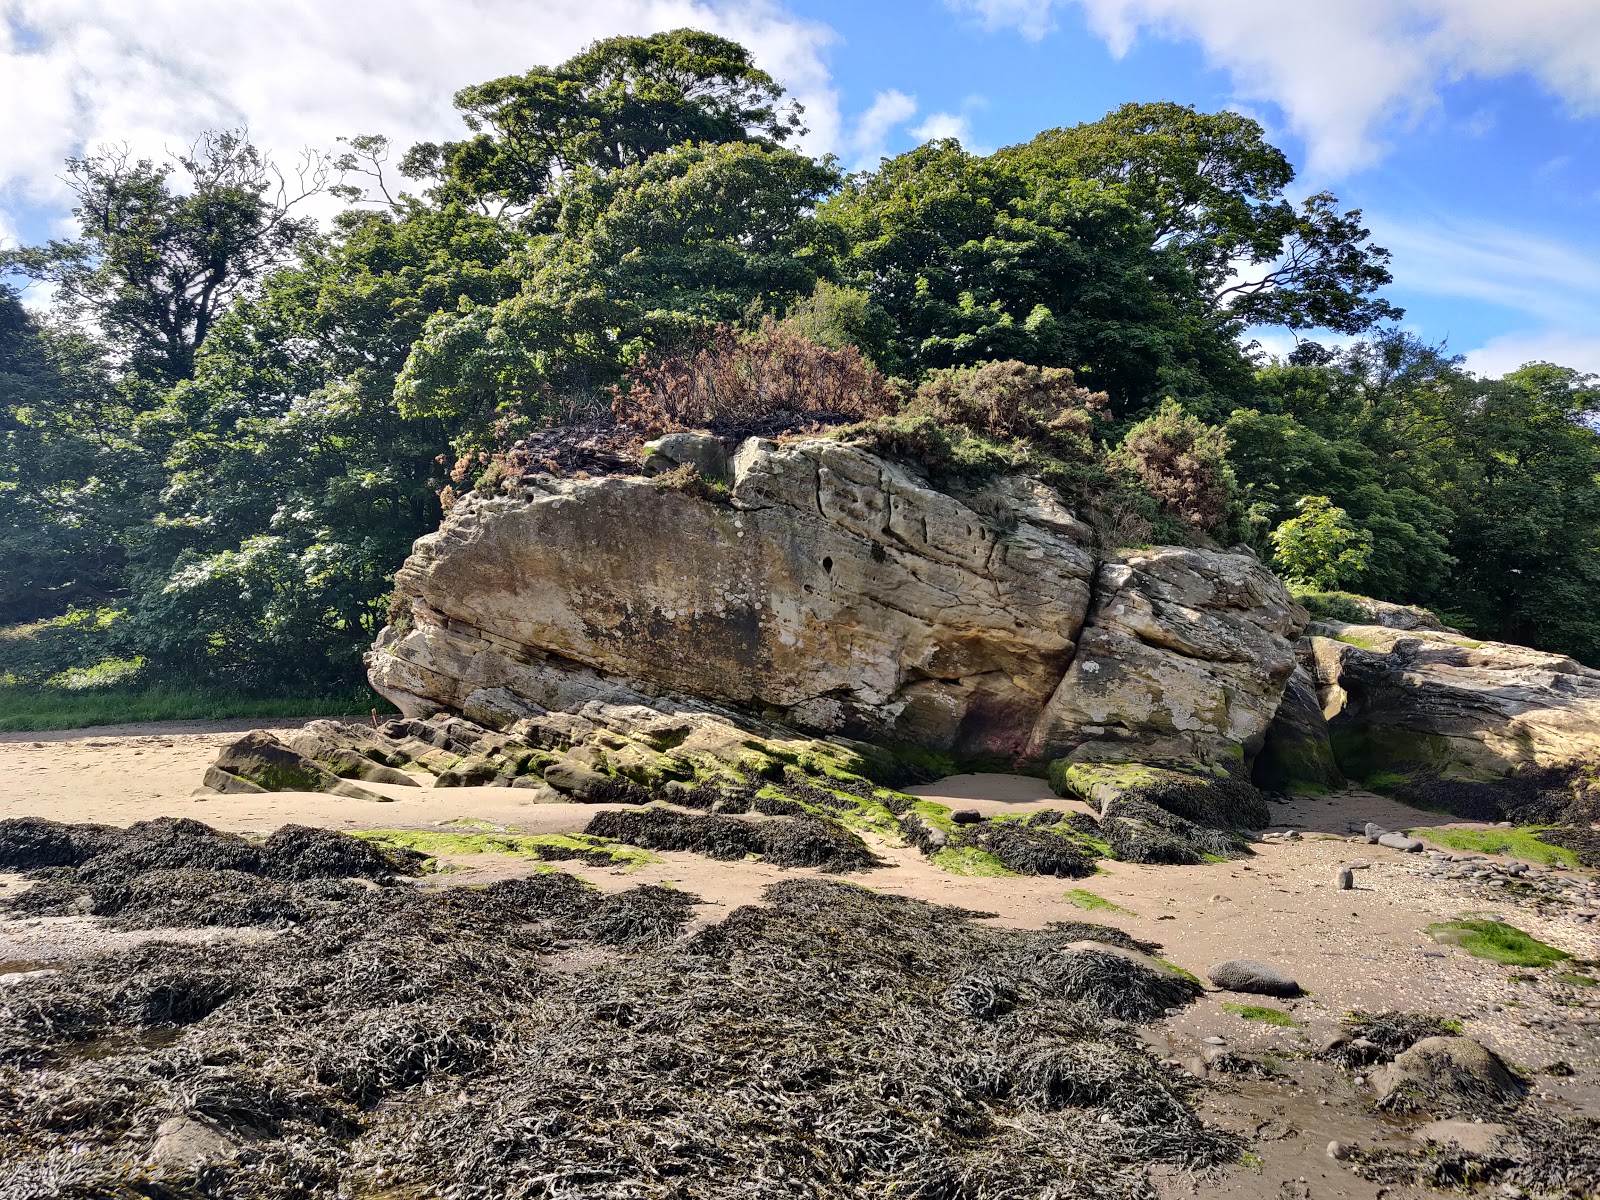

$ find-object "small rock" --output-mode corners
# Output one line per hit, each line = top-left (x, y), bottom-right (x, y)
(1347, 859), (1370, 870)
(1327, 1139), (1353, 1161)
(148, 1116), (237, 1167)
(1201, 1035), (1227, 1046)
(1207, 959), (1302, 997)
(1377, 832), (1424, 852)
(951, 809), (983, 826)
(1365, 821), (1387, 843)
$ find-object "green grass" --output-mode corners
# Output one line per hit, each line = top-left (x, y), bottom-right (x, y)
(1409, 825), (1581, 869)
(930, 845), (1015, 876)
(1063, 888), (1135, 916)
(1222, 1002), (1298, 1027)
(0, 683), (392, 733)
(357, 828), (659, 870)
(1426, 919), (1571, 968)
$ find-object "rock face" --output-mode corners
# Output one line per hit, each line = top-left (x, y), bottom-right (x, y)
(370, 437), (1305, 766)
(1253, 663), (1344, 794)
(1026, 547), (1305, 763)
(1311, 622), (1600, 779)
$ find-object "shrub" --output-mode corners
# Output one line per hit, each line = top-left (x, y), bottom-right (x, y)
(612, 319), (893, 438)
(1270, 496), (1373, 590)
(1112, 399), (1235, 533)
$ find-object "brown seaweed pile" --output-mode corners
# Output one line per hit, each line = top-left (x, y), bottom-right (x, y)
(0, 830), (1237, 1200)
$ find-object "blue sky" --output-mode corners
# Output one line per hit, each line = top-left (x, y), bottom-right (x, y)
(4, 0), (1599, 375)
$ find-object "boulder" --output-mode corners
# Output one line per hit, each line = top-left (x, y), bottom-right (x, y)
(1206, 958), (1302, 997)
(641, 431), (729, 481)
(285, 720), (420, 786)
(147, 1115), (238, 1167)
(371, 439), (1099, 758)
(1026, 546), (1306, 764)
(1374, 1036), (1526, 1115)
(205, 731), (387, 801)
(1313, 622), (1600, 784)
(1376, 832), (1423, 852)
(368, 438), (1305, 764)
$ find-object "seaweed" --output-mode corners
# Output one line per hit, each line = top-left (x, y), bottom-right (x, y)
(0, 868), (1237, 1199)
(583, 806), (882, 872)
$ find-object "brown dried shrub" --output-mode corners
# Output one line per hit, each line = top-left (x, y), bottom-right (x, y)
(612, 319), (895, 438)
(1111, 400), (1235, 533)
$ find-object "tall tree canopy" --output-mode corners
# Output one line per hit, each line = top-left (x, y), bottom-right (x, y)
(1, 132), (325, 384)
(402, 29), (804, 213)
(1001, 103), (1401, 334)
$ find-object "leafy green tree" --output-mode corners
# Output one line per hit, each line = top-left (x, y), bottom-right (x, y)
(1443, 363), (1600, 658)
(1001, 102), (1400, 334)
(403, 29), (804, 213)
(2, 132), (325, 383)
(822, 138), (1250, 412)
(133, 202), (521, 689)
(396, 141), (840, 444)
(0, 285), (149, 622)
(1223, 406), (1452, 599)
(1268, 495), (1373, 590)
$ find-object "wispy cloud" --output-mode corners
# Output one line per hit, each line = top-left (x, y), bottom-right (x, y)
(845, 89), (918, 168)
(1374, 214), (1600, 329)
(947, 0), (1600, 176)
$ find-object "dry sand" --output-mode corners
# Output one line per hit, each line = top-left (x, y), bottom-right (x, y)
(2, 721), (1597, 1198)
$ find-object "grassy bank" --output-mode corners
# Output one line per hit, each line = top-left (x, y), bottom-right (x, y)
(0, 683), (392, 733)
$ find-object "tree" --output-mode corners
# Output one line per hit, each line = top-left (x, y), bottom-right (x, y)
(2, 131), (325, 383)
(395, 141), (840, 445)
(402, 29), (804, 213)
(822, 138), (1252, 413)
(1269, 495), (1373, 590)
(0, 285), (146, 622)
(1001, 103), (1401, 334)
(1443, 363), (1600, 658)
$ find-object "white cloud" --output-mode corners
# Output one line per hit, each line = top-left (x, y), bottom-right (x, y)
(1464, 332), (1600, 379)
(1373, 214), (1600, 329)
(0, 1), (841, 221)
(947, 0), (1600, 176)
(845, 89), (917, 168)
(911, 110), (972, 143)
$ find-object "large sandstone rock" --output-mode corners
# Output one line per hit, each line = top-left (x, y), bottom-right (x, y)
(1026, 546), (1306, 763)
(1311, 622), (1600, 779)
(369, 438), (1304, 765)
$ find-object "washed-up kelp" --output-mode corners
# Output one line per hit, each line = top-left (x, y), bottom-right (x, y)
(0, 817), (421, 928)
(583, 805), (882, 872)
(0, 869), (1235, 1200)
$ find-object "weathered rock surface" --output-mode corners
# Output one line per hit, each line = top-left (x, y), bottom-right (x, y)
(1026, 546), (1306, 764)
(1374, 1036), (1526, 1115)
(203, 731), (388, 801)
(370, 437), (1305, 766)
(1311, 621), (1600, 779)
(1253, 663), (1343, 794)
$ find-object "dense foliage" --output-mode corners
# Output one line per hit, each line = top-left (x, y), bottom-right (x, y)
(4, 27), (1600, 704)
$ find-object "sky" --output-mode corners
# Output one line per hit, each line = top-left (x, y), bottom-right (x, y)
(2, 0), (1599, 377)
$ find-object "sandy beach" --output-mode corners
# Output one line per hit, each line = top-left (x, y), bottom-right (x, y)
(2, 720), (1596, 1198)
